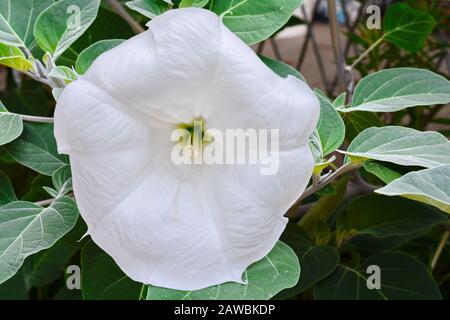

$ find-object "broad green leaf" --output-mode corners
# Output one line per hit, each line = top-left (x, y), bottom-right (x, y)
(0, 170), (16, 205)
(260, 55), (305, 82)
(4, 122), (69, 176)
(0, 196), (79, 285)
(0, 101), (23, 146)
(384, 3), (436, 52)
(75, 39), (124, 74)
(0, 43), (33, 71)
(147, 241), (300, 300)
(342, 126), (450, 168)
(315, 252), (442, 300)
(125, 0), (170, 19)
(0, 0), (54, 48)
(344, 111), (383, 141)
(34, 0), (101, 59)
(341, 68), (450, 113)
(363, 161), (402, 184)
(315, 89), (345, 156)
(52, 164), (72, 195)
(210, 0), (302, 45)
(180, 0), (209, 8)
(276, 224), (339, 298)
(350, 230), (430, 252)
(337, 194), (447, 244)
(1, 79), (50, 116)
(376, 165), (450, 214)
(26, 219), (85, 287)
(0, 269), (27, 300)
(48, 65), (77, 82)
(81, 241), (144, 300)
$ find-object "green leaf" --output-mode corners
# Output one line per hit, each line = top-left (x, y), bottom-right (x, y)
(48, 66), (77, 82)
(0, 0), (54, 48)
(333, 92), (346, 108)
(81, 240), (144, 300)
(344, 111), (383, 141)
(376, 165), (450, 214)
(383, 3), (436, 52)
(147, 242), (300, 300)
(4, 122), (68, 176)
(210, 0), (302, 45)
(260, 55), (305, 82)
(125, 0), (170, 19)
(0, 43), (33, 71)
(337, 194), (447, 243)
(0, 196), (79, 285)
(34, 0), (101, 59)
(52, 164), (72, 196)
(0, 101), (23, 146)
(315, 89), (345, 156)
(315, 252), (442, 300)
(342, 68), (450, 113)
(26, 219), (85, 287)
(0, 170), (16, 205)
(276, 224), (339, 298)
(342, 126), (450, 168)
(0, 268), (27, 300)
(363, 161), (402, 184)
(180, 0), (209, 8)
(75, 39), (124, 74)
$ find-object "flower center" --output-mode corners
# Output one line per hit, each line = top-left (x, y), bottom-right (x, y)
(175, 118), (207, 162)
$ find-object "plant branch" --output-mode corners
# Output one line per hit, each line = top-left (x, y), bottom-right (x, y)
(106, 0), (145, 34)
(350, 36), (385, 69)
(431, 230), (449, 271)
(21, 114), (54, 123)
(299, 162), (363, 201)
(327, 0), (346, 92)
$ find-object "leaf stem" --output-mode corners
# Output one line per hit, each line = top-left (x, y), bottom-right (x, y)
(106, 0), (145, 34)
(431, 230), (449, 271)
(299, 162), (363, 201)
(350, 36), (385, 69)
(21, 114), (54, 123)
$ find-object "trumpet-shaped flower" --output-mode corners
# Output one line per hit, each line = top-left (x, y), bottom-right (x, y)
(54, 8), (320, 290)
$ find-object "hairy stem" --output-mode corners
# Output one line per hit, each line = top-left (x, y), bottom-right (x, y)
(106, 0), (145, 34)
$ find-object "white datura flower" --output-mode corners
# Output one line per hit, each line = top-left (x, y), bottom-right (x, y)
(54, 8), (320, 290)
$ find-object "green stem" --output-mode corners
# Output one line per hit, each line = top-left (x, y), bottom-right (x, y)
(431, 230), (449, 271)
(350, 35), (385, 69)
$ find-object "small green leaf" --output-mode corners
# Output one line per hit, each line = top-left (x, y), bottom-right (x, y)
(34, 0), (101, 59)
(276, 224), (339, 299)
(180, 0), (209, 8)
(376, 165), (450, 214)
(0, 170), (16, 206)
(210, 0), (302, 45)
(0, 196), (79, 285)
(0, 101), (23, 146)
(315, 89), (345, 156)
(315, 252), (442, 300)
(333, 92), (346, 108)
(48, 66), (77, 82)
(337, 194), (447, 243)
(363, 161), (402, 184)
(125, 0), (170, 19)
(81, 240), (146, 300)
(0, 43), (33, 71)
(52, 164), (72, 195)
(0, 0), (54, 48)
(4, 122), (68, 176)
(260, 55), (306, 82)
(147, 241), (300, 300)
(75, 39), (124, 74)
(342, 126), (450, 168)
(384, 3), (436, 52)
(342, 68), (450, 113)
